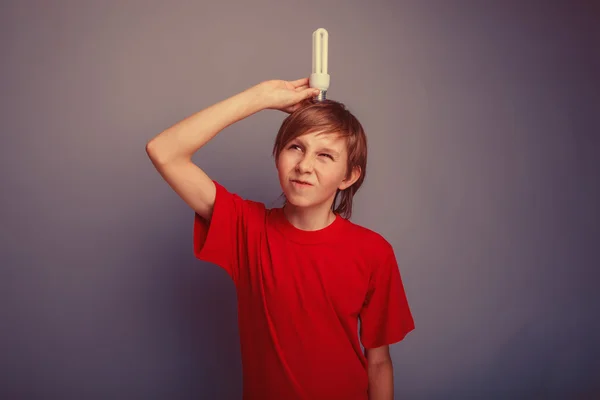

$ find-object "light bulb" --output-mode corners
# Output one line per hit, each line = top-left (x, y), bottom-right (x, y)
(309, 28), (330, 101)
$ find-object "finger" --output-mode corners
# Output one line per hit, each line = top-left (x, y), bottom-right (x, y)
(291, 77), (310, 87)
(303, 88), (320, 98)
(295, 84), (309, 91)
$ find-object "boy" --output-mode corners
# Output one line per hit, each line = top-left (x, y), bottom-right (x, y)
(146, 77), (415, 399)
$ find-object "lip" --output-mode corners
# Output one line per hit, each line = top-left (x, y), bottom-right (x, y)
(291, 179), (313, 187)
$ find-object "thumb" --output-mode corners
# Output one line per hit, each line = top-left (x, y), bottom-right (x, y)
(303, 88), (320, 98)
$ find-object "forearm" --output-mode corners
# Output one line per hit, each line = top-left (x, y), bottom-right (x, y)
(368, 361), (394, 400)
(147, 84), (267, 164)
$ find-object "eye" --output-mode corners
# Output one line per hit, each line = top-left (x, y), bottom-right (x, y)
(320, 153), (334, 160)
(288, 144), (301, 151)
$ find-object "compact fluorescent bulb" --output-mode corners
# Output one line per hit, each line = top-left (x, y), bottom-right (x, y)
(310, 28), (330, 101)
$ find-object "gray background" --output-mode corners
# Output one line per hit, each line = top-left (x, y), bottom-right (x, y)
(2, 0), (599, 399)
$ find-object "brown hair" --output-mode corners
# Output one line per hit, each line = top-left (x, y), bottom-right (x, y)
(272, 98), (368, 219)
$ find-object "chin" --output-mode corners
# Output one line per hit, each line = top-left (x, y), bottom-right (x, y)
(279, 190), (309, 207)
(285, 192), (333, 210)
(281, 190), (305, 204)
(286, 197), (315, 208)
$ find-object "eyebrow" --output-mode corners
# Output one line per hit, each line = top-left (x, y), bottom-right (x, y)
(293, 138), (341, 157)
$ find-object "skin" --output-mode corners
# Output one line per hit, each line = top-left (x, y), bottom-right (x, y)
(276, 129), (361, 231)
(365, 345), (394, 400)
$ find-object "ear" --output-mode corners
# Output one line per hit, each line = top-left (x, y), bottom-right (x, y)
(338, 165), (361, 191)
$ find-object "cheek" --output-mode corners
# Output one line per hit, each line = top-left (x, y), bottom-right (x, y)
(276, 156), (293, 180)
(316, 165), (346, 187)
(278, 153), (298, 171)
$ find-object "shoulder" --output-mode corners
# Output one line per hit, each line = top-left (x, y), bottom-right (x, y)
(215, 180), (265, 205)
(341, 217), (393, 249)
(340, 217), (395, 260)
(213, 180), (267, 221)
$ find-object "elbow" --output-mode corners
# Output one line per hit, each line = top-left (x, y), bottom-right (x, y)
(145, 139), (178, 166)
(145, 139), (165, 166)
(145, 139), (159, 161)
(146, 136), (191, 166)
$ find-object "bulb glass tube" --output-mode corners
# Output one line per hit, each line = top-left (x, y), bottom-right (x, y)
(310, 28), (330, 101)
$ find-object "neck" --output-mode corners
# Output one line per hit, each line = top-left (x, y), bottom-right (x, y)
(283, 202), (336, 231)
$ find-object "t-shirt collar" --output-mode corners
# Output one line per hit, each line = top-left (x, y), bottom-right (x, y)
(270, 207), (346, 245)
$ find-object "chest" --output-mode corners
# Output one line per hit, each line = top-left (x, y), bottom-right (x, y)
(243, 236), (371, 319)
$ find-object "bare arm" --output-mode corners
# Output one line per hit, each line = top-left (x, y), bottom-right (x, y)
(146, 85), (267, 165)
(366, 345), (394, 400)
(145, 78), (318, 220)
(145, 85), (267, 220)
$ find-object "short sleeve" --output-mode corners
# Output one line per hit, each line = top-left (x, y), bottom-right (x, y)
(193, 180), (264, 284)
(359, 249), (415, 349)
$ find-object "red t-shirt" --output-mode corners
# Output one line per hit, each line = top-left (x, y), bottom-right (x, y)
(193, 181), (415, 400)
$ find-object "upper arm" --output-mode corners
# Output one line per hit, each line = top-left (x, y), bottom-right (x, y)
(146, 143), (216, 221)
(359, 244), (415, 348)
(365, 345), (392, 366)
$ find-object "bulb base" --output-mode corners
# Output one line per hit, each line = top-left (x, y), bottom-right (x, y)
(309, 73), (330, 92)
(313, 90), (327, 102)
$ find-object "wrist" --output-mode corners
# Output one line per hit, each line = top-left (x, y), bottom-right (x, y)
(243, 82), (271, 112)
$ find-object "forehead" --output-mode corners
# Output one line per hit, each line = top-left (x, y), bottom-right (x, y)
(293, 129), (346, 149)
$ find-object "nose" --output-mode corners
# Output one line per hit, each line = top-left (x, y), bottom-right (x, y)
(296, 154), (315, 173)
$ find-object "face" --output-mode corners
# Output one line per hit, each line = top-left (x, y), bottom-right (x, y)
(276, 130), (360, 211)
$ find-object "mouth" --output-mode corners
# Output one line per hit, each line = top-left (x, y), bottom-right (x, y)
(291, 179), (313, 186)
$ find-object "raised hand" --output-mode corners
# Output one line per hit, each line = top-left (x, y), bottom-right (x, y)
(257, 77), (320, 114)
